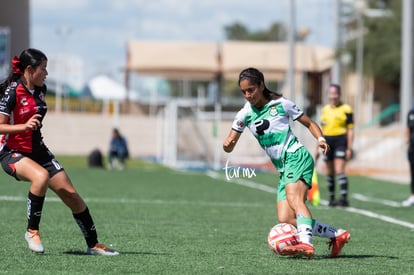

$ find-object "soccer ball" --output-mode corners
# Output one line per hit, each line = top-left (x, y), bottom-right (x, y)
(267, 223), (298, 255)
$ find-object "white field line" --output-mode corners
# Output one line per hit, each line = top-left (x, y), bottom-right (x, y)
(352, 193), (402, 207)
(2, 172), (413, 229)
(206, 171), (414, 230)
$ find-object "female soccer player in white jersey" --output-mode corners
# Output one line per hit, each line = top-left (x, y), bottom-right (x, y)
(223, 67), (350, 258)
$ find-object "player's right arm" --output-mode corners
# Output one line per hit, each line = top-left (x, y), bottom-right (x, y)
(0, 113), (42, 134)
(223, 129), (241, 153)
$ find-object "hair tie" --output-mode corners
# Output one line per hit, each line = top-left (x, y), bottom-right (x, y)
(11, 56), (22, 75)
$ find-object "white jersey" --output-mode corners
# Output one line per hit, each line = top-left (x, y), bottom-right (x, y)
(231, 97), (304, 171)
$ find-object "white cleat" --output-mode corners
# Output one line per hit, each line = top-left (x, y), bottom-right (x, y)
(86, 243), (119, 256)
(402, 196), (414, 207)
(25, 229), (44, 253)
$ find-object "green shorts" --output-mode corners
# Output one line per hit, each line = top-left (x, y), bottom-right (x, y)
(277, 146), (314, 202)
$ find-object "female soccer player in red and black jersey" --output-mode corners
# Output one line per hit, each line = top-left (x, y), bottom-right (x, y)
(0, 48), (118, 255)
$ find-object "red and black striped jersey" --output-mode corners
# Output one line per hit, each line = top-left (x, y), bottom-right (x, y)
(0, 81), (48, 153)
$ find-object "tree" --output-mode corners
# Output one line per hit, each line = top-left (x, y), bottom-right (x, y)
(342, 0), (401, 87)
(224, 22), (250, 40)
(224, 21), (288, 41)
(223, 21), (306, 97)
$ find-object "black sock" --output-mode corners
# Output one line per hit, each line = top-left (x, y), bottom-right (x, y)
(337, 173), (348, 200)
(73, 207), (98, 248)
(27, 192), (45, 230)
(327, 175), (335, 200)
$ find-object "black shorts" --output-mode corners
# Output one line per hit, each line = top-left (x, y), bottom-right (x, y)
(0, 144), (64, 180)
(324, 135), (347, 161)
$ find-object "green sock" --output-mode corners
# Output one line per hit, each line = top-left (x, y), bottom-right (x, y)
(296, 216), (314, 245)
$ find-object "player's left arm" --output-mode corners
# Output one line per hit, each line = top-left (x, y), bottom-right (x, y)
(297, 114), (329, 155)
(346, 124), (354, 161)
(345, 108), (354, 160)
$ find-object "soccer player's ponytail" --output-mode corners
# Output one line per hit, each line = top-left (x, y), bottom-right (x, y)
(0, 48), (47, 97)
(0, 57), (21, 97)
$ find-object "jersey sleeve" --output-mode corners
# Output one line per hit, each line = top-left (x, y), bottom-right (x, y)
(231, 103), (249, 133)
(343, 104), (354, 128)
(284, 98), (304, 121)
(0, 86), (17, 116)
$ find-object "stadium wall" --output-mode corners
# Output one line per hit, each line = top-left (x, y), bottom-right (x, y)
(40, 113), (409, 181)
(40, 112), (266, 167)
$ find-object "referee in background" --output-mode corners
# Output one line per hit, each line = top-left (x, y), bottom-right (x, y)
(315, 84), (354, 207)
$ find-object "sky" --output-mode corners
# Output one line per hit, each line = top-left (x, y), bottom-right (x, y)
(30, 0), (337, 87)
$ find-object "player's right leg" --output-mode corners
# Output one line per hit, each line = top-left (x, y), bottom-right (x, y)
(279, 183), (315, 258)
(12, 155), (49, 253)
(328, 229), (351, 258)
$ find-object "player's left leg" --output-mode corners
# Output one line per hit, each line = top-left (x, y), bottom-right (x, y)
(48, 170), (119, 255)
(334, 156), (349, 206)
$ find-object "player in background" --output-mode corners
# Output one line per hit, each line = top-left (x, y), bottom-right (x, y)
(403, 104), (414, 206)
(223, 67), (350, 258)
(0, 48), (119, 255)
(315, 84), (354, 207)
(108, 128), (129, 170)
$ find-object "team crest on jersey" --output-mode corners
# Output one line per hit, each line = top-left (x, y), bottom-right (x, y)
(269, 106), (278, 116)
(20, 97), (28, 106)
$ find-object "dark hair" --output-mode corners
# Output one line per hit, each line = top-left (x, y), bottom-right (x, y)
(329, 83), (341, 94)
(238, 67), (276, 100)
(0, 48), (47, 96)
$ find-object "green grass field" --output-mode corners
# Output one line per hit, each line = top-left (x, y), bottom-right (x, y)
(0, 156), (414, 274)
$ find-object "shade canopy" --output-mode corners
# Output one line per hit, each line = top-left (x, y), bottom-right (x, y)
(221, 41), (334, 81)
(126, 40), (334, 81)
(126, 40), (219, 80)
